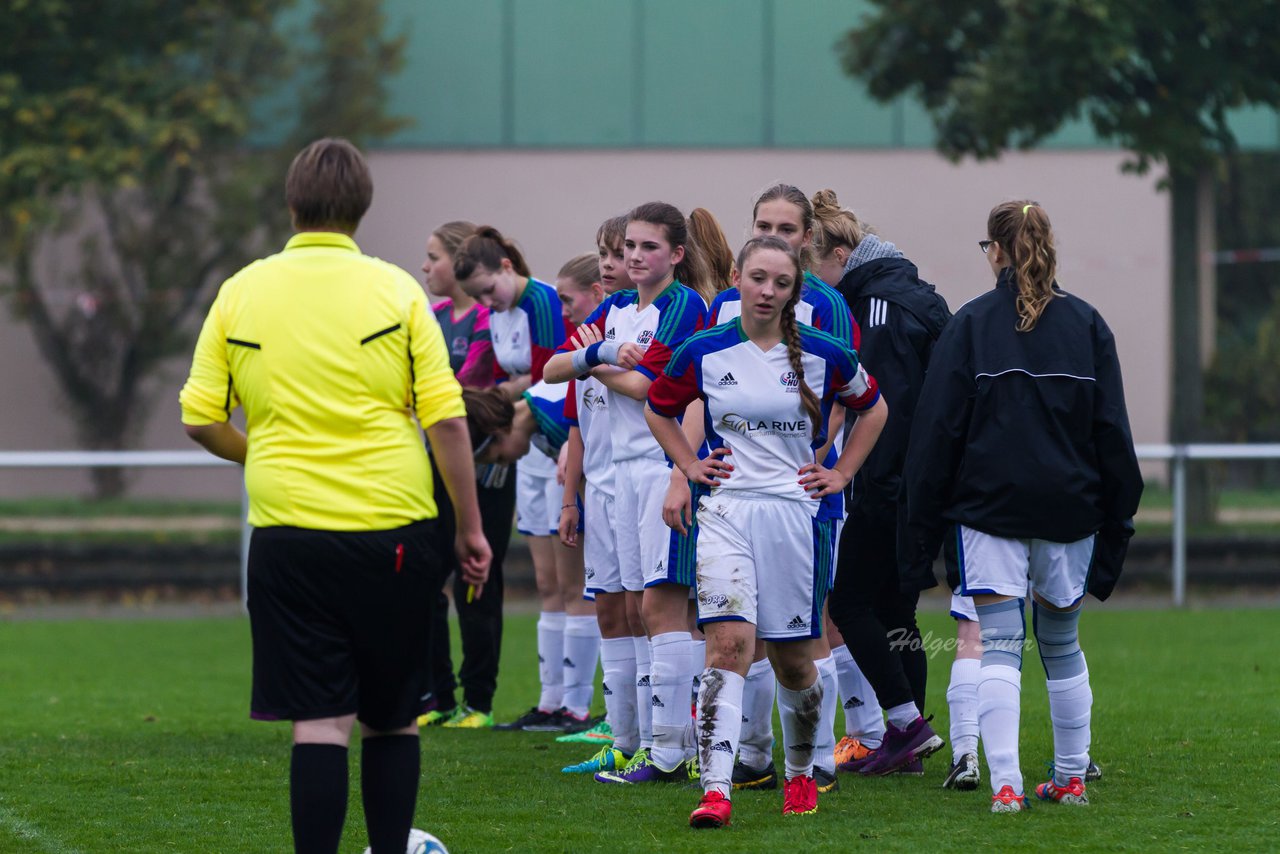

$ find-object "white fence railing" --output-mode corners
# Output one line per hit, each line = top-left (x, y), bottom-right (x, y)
(4, 445), (1280, 608)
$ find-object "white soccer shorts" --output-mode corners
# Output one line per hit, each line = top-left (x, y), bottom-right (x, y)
(954, 525), (1095, 608)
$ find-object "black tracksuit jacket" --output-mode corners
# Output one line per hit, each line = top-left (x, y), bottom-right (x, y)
(900, 268), (1143, 599)
(836, 256), (952, 525)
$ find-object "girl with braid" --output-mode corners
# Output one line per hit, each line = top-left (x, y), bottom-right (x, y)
(902, 201), (1141, 812)
(644, 236), (886, 828)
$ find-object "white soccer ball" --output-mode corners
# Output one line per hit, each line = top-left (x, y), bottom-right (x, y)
(362, 828), (449, 854)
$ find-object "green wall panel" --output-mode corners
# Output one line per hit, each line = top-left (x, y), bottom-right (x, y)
(1227, 106), (1280, 150)
(387, 0), (506, 146)
(511, 0), (634, 145)
(638, 0), (767, 146)
(772, 0), (895, 146)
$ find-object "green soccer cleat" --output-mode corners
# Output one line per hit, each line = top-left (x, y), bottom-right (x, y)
(556, 720), (614, 744)
(562, 745), (630, 774)
(441, 706), (493, 729)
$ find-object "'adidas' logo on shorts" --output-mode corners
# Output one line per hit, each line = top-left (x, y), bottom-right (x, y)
(709, 739), (733, 753)
(844, 696), (865, 710)
(637, 675), (651, 687)
(602, 682), (613, 696)
(651, 695), (665, 708)
(787, 615), (808, 630)
(563, 657), (575, 668)
(717, 372), (738, 386)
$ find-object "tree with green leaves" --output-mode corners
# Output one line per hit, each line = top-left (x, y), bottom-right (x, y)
(0, 0), (405, 497)
(841, 0), (1280, 520)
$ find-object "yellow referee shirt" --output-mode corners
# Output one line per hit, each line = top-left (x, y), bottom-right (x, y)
(180, 232), (464, 530)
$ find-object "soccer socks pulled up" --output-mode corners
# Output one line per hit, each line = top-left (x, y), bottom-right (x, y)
(360, 735), (419, 854)
(562, 614), (601, 718)
(1047, 669), (1093, 785)
(600, 636), (639, 754)
(739, 656), (777, 769)
(649, 631), (693, 770)
(814, 655), (838, 775)
(634, 635), (654, 750)
(696, 668), (745, 798)
(832, 643), (884, 748)
(947, 657), (981, 762)
(976, 598), (1026, 796)
(290, 743), (348, 854)
(777, 676), (823, 781)
(536, 611), (566, 712)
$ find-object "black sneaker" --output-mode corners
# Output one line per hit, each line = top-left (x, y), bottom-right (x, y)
(731, 758), (778, 790)
(556, 710), (602, 734)
(942, 752), (980, 790)
(525, 707), (577, 732)
(493, 707), (555, 731)
(1086, 761), (1103, 782)
(814, 766), (840, 793)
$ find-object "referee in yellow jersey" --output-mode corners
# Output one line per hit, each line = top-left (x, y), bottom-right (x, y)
(180, 138), (490, 854)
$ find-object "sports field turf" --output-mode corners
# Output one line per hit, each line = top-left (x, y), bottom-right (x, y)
(1, 607), (1277, 852)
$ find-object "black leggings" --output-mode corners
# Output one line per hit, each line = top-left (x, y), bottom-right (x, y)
(426, 462), (516, 714)
(827, 510), (927, 715)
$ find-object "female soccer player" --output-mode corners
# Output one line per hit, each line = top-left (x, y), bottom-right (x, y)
(703, 184), (861, 793)
(645, 236), (886, 827)
(544, 201), (708, 783)
(180, 138), (489, 854)
(416, 220), (515, 731)
(455, 227), (577, 732)
(809, 188), (952, 777)
(901, 200), (1142, 812)
(555, 246), (642, 770)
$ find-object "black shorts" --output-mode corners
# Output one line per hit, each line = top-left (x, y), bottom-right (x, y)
(247, 520), (440, 731)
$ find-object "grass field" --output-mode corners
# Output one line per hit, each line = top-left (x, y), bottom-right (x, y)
(1, 608), (1278, 852)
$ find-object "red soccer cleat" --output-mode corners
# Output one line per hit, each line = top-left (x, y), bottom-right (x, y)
(690, 790), (732, 828)
(782, 774), (819, 816)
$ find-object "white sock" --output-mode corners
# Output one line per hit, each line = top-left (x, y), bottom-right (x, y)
(738, 656), (776, 769)
(978, 663), (1022, 795)
(832, 643), (884, 747)
(814, 655), (838, 774)
(648, 631), (692, 770)
(634, 635), (653, 750)
(689, 639), (707, 705)
(947, 658), (981, 762)
(777, 676), (823, 780)
(1047, 669), (1092, 785)
(695, 668), (744, 798)
(599, 637), (638, 755)
(886, 701), (919, 731)
(536, 611), (565, 711)
(562, 615), (601, 718)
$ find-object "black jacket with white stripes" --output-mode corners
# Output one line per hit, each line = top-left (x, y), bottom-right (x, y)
(836, 256), (951, 522)
(900, 268), (1143, 598)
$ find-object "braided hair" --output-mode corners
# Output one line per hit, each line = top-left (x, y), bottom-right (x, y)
(736, 235), (822, 439)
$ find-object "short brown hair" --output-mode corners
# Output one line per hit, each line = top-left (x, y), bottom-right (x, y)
(285, 138), (373, 233)
(462, 387), (515, 449)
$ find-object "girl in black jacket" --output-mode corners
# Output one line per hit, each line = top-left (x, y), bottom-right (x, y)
(901, 201), (1142, 812)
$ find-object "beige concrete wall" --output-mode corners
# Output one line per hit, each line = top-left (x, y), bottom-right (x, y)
(0, 148), (1169, 498)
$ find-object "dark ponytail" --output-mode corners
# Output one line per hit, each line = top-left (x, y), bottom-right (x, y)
(454, 225), (532, 282)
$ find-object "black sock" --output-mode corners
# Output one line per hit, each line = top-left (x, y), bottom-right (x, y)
(290, 743), (349, 854)
(361, 735), (421, 854)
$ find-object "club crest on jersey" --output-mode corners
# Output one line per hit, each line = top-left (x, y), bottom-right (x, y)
(582, 386), (607, 411)
(451, 335), (468, 356)
(779, 371), (800, 392)
(636, 329), (654, 346)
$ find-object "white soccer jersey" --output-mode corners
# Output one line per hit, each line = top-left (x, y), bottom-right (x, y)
(567, 376), (616, 495)
(555, 283), (706, 464)
(648, 320), (879, 506)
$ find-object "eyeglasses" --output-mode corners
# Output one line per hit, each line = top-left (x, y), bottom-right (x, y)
(472, 433), (495, 460)
(978, 239), (995, 254)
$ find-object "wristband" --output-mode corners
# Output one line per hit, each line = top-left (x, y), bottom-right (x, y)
(570, 348), (592, 375)
(596, 340), (623, 366)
